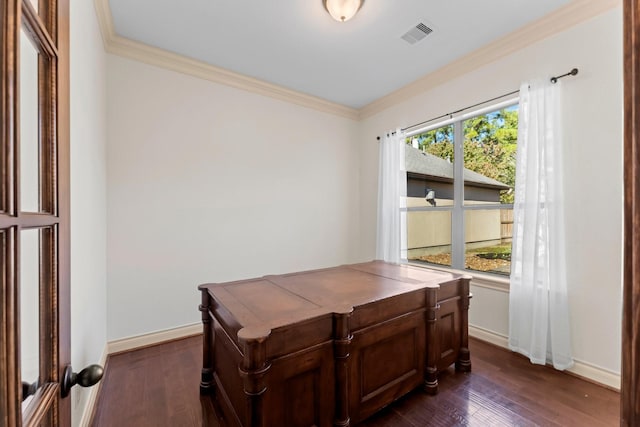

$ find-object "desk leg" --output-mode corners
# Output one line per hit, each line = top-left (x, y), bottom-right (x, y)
(333, 308), (353, 427)
(424, 288), (439, 395)
(199, 288), (214, 394)
(456, 278), (472, 373)
(238, 329), (271, 427)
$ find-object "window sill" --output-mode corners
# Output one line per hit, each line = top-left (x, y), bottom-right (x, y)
(406, 261), (510, 293)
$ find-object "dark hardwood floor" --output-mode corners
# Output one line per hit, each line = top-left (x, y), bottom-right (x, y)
(91, 335), (619, 426)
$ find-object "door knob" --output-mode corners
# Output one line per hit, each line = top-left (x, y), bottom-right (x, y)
(61, 364), (104, 397)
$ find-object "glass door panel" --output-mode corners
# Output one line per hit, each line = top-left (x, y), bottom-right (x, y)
(20, 228), (40, 410)
(19, 28), (40, 213)
(19, 226), (56, 426)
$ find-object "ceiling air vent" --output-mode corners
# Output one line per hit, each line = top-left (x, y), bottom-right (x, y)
(401, 22), (433, 45)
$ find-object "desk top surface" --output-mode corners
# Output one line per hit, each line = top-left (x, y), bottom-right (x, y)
(200, 261), (465, 336)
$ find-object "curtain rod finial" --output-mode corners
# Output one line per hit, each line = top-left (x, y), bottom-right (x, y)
(551, 67), (579, 84)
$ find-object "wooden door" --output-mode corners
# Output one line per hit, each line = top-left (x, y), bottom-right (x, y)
(623, 0), (640, 424)
(0, 0), (70, 425)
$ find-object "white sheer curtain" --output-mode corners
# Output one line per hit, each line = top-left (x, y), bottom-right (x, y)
(376, 129), (406, 264)
(508, 80), (573, 370)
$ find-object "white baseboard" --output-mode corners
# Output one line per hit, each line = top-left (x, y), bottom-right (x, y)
(469, 325), (621, 391)
(107, 323), (202, 355)
(567, 358), (621, 391)
(78, 345), (108, 427)
(78, 323), (202, 426)
(469, 324), (509, 348)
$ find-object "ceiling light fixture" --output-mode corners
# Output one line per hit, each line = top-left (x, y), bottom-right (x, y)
(323, 0), (364, 22)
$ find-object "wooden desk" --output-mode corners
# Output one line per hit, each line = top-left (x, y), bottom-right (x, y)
(198, 261), (471, 427)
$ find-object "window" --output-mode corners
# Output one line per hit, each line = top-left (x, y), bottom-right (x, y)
(404, 101), (518, 276)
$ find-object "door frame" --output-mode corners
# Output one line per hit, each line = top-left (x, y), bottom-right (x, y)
(623, 0), (640, 425)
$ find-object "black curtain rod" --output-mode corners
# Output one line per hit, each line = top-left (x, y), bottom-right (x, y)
(376, 89), (518, 140)
(551, 68), (579, 84)
(376, 67), (579, 140)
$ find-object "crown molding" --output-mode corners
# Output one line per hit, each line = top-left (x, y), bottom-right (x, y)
(358, 0), (622, 119)
(93, 0), (360, 121)
(93, 0), (114, 54)
(95, 0), (620, 123)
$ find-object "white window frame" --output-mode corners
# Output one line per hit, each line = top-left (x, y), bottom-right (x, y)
(403, 96), (519, 288)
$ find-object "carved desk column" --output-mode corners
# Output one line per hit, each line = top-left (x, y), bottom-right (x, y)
(424, 286), (440, 395)
(198, 285), (214, 394)
(333, 306), (354, 427)
(238, 327), (272, 427)
(455, 276), (472, 373)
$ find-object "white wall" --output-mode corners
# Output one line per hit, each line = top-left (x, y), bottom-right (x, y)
(106, 56), (360, 340)
(69, 0), (108, 424)
(359, 8), (623, 375)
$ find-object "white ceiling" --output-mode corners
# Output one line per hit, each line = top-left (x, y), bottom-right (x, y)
(108, 0), (571, 109)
